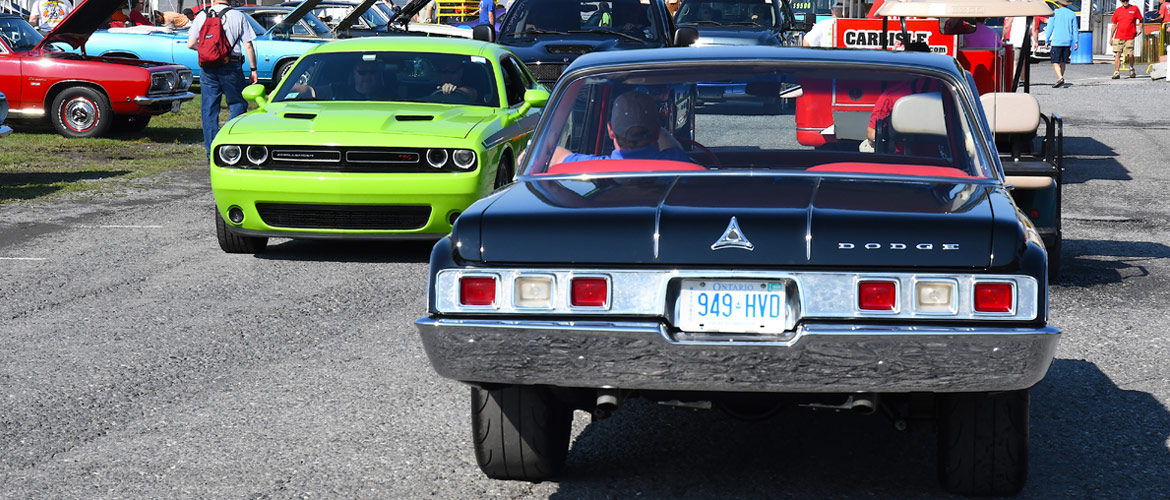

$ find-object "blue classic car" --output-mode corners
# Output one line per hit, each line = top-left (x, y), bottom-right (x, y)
(81, 1), (328, 83)
(417, 46), (1059, 496)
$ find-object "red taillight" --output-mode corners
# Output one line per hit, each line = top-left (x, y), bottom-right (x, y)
(858, 280), (897, 311)
(460, 276), (496, 306)
(974, 283), (1014, 313)
(571, 277), (608, 307)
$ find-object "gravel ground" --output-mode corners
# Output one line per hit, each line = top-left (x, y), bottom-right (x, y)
(0, 61), (1167, 499)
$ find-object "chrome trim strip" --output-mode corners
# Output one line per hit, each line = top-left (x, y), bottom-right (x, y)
(10, 108), (45, 117)
(133, 92), (196, 104)
(805, 177), (819, 261)
(416, 317), (1060, 392)
(433, 268), (1041, 321)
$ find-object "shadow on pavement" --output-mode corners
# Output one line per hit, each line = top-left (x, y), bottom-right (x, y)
(0, 170), (131, 201)
(119, 126), (204, 145)
(1058, 238), (1170, 286)
(1060, 136), (1129, 184)
(545, 360), (1169, 498)
(254, 237), (436, 264)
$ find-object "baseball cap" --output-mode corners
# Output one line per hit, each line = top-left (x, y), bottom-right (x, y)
(609, 91), (659, 144)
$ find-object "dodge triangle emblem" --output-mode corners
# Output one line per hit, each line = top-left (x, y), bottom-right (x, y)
(711, 216), (754, 251)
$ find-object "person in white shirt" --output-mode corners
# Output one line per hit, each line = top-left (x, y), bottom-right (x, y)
(803, 1), (843, 48)
(28, 0), (73, 32)
(186, 0), (258, 155)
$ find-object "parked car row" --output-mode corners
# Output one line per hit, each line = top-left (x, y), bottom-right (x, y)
(0, 6), (194, 138)
(5, 0), (1063, 495)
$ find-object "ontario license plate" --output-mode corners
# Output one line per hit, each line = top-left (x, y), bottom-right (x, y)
(171, 101), (181, 113)
(676, 280), (787, 335)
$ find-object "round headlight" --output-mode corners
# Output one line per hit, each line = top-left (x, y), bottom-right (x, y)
(426, 148), (448, 169)
(452, 149), (476, 170)
(246, 145), (268, 165)
(165, 72), (178, 90)
(218, 145), (242, 166)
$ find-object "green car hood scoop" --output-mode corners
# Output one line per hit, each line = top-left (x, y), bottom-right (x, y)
(232, 102), (492, 138)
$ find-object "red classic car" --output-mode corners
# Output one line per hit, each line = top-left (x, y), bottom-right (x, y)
(0, 0), (194, 138)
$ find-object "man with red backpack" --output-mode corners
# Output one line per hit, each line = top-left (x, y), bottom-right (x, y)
(187, 0), (257, 155)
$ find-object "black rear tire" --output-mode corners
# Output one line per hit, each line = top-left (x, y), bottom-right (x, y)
(493, 156), (513, 189)
(215, 210), (268, 254)
(938, 389), (1030, 496)
(471, 385), (572, 482)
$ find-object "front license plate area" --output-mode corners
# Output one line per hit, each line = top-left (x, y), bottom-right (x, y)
(170, 101), (181, 113)
(676, 280), (788, 335)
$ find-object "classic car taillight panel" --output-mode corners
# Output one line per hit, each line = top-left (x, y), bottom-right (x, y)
(433, 268), (1037, 322)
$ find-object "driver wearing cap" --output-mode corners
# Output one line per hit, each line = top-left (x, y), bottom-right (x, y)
(552, 90), (690, 165)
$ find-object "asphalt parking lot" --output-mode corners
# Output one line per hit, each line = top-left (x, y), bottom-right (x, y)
(1, 61), (1168, 498)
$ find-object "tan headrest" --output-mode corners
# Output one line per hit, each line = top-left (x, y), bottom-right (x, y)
(981, 93), (1040, 135)
(891, 92), (947, 136)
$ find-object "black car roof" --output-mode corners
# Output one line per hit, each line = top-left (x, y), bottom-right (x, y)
(562, 46), (964, 77)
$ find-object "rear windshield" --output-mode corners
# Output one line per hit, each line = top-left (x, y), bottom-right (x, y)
(523, 63), (996, 180)
(272, 51), (500, 108)
(500, 0), (664, 44)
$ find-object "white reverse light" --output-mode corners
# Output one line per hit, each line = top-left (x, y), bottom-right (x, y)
(514, 275), (554, 308)
(915, 280), (956, 314)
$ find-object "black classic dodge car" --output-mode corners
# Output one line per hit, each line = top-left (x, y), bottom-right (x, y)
(417, 47), (1059, 496)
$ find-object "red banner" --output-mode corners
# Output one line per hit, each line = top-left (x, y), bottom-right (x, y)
(834, 19), (958, 56)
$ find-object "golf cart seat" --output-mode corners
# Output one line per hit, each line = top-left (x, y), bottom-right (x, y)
(981, 92), (1063, 280)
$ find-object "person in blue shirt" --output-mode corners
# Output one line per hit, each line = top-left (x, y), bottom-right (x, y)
(1044, 0), (1080, 88)
(479, 0), (495, 31)
(552, 91), (691, 165)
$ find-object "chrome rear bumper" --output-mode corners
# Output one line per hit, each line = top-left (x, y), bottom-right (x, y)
(416, 318), (1059, 393)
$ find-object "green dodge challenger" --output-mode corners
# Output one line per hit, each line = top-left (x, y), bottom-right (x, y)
(210, 37), (548, 253)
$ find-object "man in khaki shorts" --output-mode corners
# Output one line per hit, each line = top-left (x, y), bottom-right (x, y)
(1110, 0), (1143, 79)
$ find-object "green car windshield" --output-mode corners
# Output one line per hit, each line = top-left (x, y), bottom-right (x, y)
(272, 51), (501, 107)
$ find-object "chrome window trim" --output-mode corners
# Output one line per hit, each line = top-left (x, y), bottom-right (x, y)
(434, 269), (1040, 321)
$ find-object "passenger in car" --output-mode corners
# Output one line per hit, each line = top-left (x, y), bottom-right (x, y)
(431, 59), (484, 104)
(552, 90), (690, 165)
(292, 60), (397, 101)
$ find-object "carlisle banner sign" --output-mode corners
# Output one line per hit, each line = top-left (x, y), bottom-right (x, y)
(834, 19), (958, 56)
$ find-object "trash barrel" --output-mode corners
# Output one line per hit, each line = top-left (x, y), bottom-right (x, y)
(1072, 31), (1093, 64)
